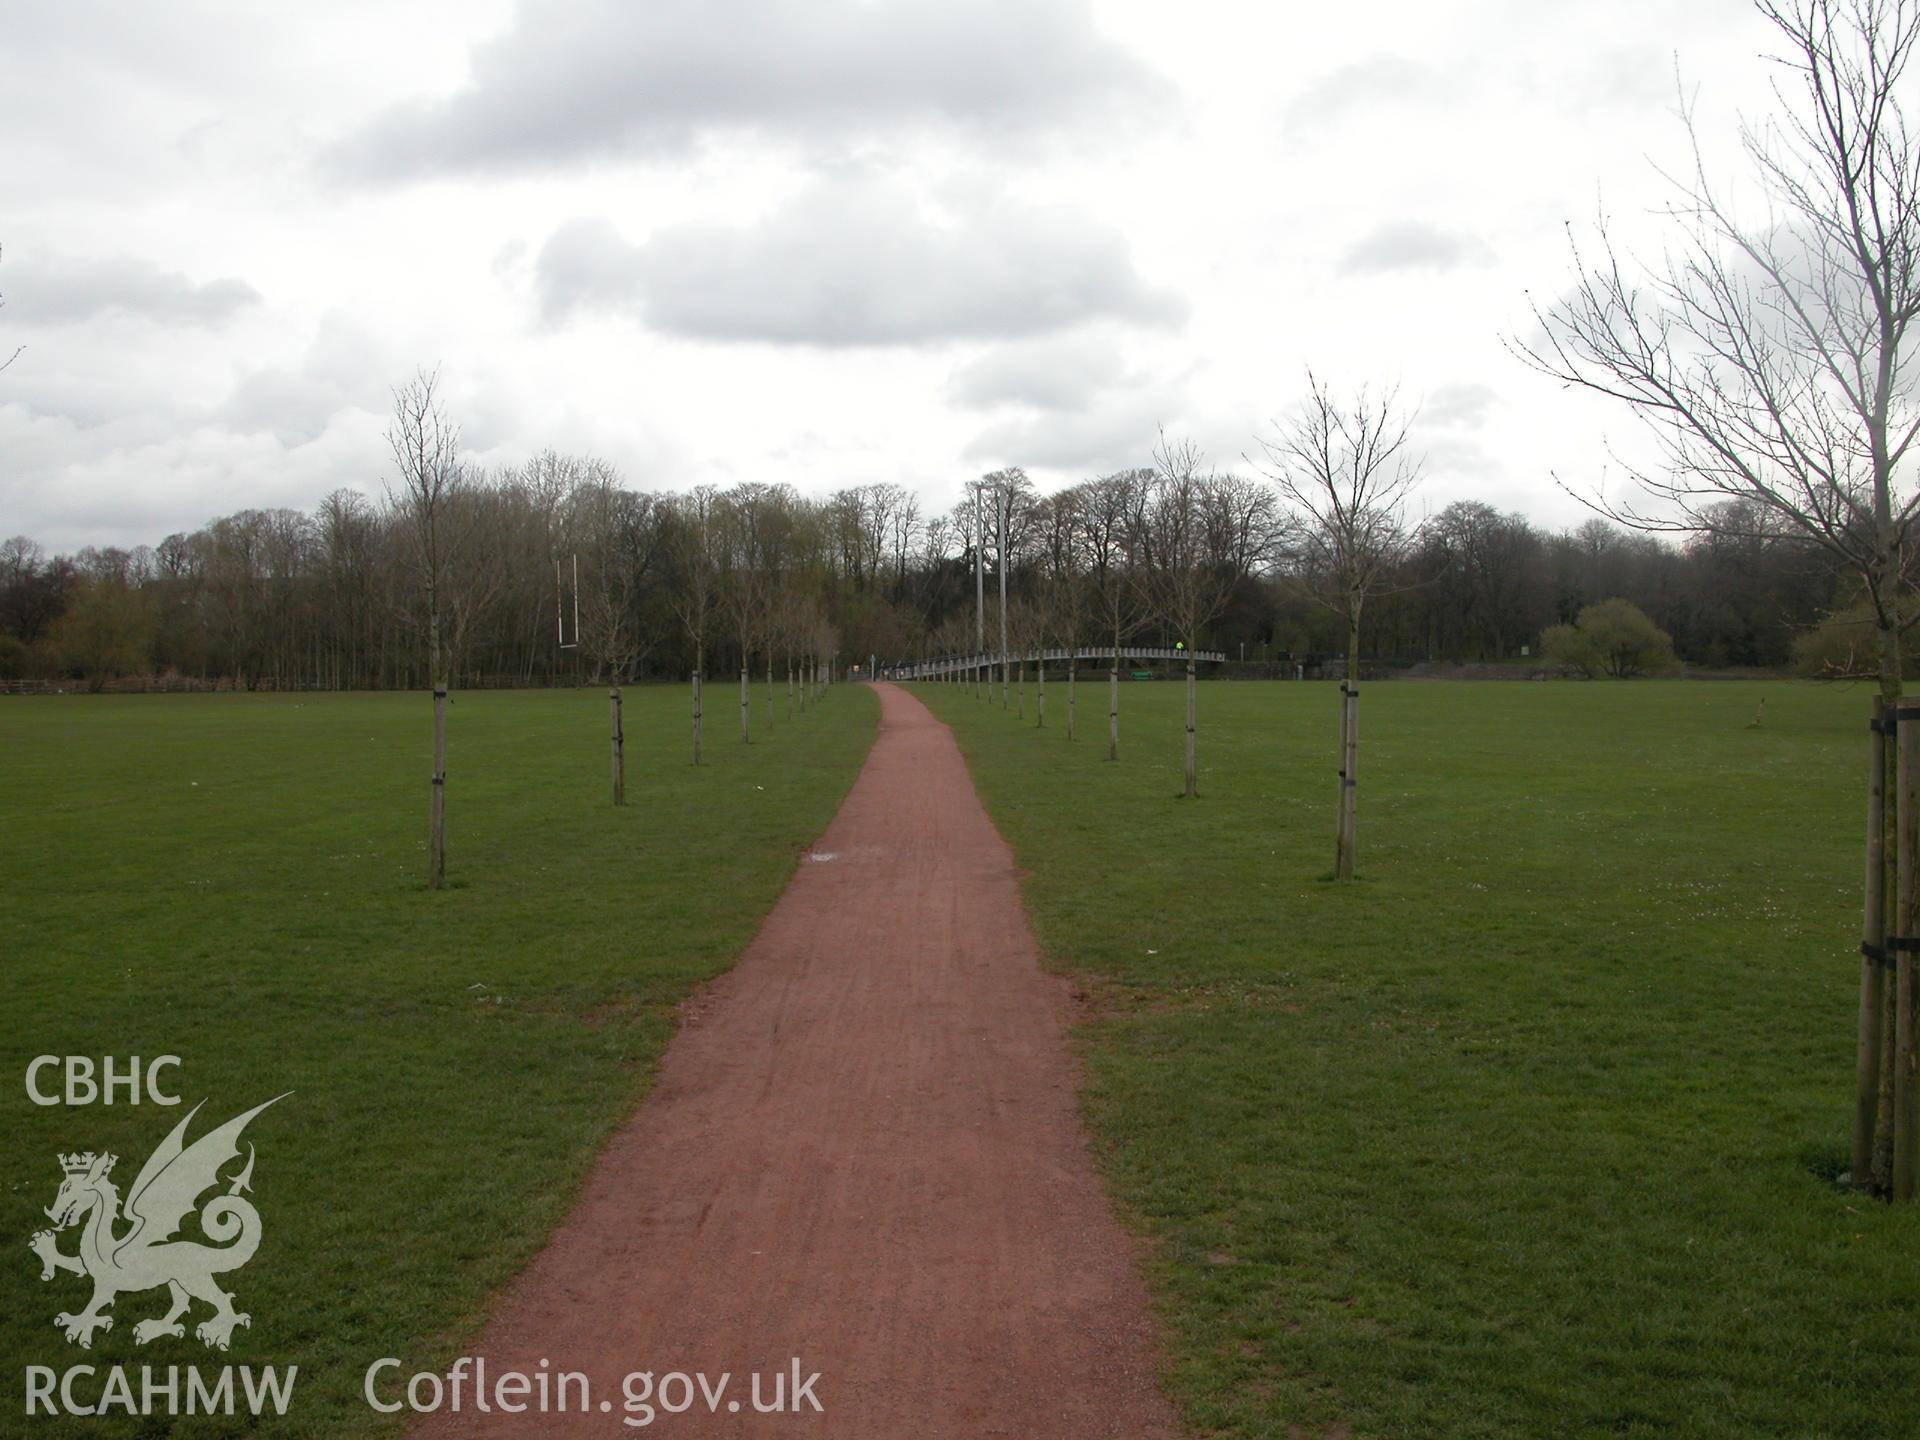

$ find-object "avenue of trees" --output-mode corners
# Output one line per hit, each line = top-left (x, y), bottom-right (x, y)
(1, 0), (1912, 1197)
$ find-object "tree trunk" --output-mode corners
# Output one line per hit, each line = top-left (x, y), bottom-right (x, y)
(428, 683), (447, 889)
(1037, 654), (1046, 728)
(1855, 695), (1888, 1186)
(739, 664), (750, 743)
(610, 686), (625, 807)
(692, 667), (704, 765)
(1066, 661), (1075, 740)
(787, 659), (795, 720)
(1183, 656), (1197, 798)
(1018, 655), (1026, 719)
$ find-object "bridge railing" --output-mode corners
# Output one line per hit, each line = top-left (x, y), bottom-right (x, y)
(889, 647), (1226, 680)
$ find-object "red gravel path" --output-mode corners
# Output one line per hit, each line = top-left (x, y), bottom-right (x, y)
(414, 682), (1180, 1438)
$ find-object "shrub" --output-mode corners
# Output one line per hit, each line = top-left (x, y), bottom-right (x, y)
(1539, 599), (1679, 679)
(1540, 622), (1600, 677)
(1791, 600), (1920, 680)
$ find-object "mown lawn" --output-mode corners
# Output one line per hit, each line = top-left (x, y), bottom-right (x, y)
(916, 675), (1920, 1440)
(0, 684), (875, 1437)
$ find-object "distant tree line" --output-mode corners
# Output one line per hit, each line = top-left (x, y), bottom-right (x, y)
(0, 478), (1860, 692)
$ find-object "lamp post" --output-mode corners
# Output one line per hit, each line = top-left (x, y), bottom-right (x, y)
(972, 482), (986, 697)
(997, 480), (1010, 709)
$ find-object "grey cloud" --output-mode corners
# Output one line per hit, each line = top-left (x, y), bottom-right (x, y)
(945, 332), (1129, 412)
(219, 370), (355, 445)
(1422, 382), (1498, 429)
(1420, 433), (1495, 479)
(329, 0), (1165, 179)
(1558, 46), (1669, 111)
(1339, 221), (1494, 275)
(218, 315), (389, 444)
(963, 372), (1190, 472)
(965, 405), (1160, 472)
(1285, 54), (1450, 131)
(8, 253), (259, 327)
(967, 401), (1175, 474)
(536, 183), (1186, 347)
(535, 218), (646, 324)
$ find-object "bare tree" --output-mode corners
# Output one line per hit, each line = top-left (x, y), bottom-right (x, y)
(1137, 435), (1271, 798)
(753, 487), (803, 733)
(574, 465), (665, 805)
(667, 487), (720, 765)
(1037, 486), (1089, 737)
(976, 468), (1033, 707)
(1513, 0), (1920, 1196)
(1255, 373), (1424, 878)
(1080, 468), (1152, 759)
(716, 484), (772, 744)
(384, 367), (462, 889)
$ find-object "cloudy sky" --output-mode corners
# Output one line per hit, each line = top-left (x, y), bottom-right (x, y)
(2, 0), (1774, 553)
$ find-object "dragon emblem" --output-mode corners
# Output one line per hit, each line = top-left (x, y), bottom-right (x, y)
(28, 1095), (286, 1350)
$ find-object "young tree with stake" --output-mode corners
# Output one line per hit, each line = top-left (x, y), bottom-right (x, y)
(1255, 374), (1423, 879)
(667, 487), (720, 766)
(1513, 0), (1920, 1196)
(1137, 435), (1274, 798)
(574, 469), (665, 806)
(1037, 486), (1089, 737)
(385, 367), (462, 889)
(1080, 468), (1151, 760)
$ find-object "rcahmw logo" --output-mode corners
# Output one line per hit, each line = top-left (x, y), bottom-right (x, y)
(23, 1081), (298, 1420)
(31, 1095), (286, 1349)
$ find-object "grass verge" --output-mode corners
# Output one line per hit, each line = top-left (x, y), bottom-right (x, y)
(1, 684), (875, 1437)
(917, 675), (1920, 1440)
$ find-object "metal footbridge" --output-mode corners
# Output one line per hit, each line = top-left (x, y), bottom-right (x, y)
(892, 647), (1227, 680)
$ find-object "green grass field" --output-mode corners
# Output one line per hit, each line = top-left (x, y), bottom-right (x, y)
(916, 676), (1920, 1440)
(0, 685), (876, 1437)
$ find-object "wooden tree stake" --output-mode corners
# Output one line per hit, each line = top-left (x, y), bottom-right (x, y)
(610, 686), (625, 807)
(428, 685), (447, 889)
(1855, 696), (1888, 1186)
(1896, 707), (1919, 1199)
